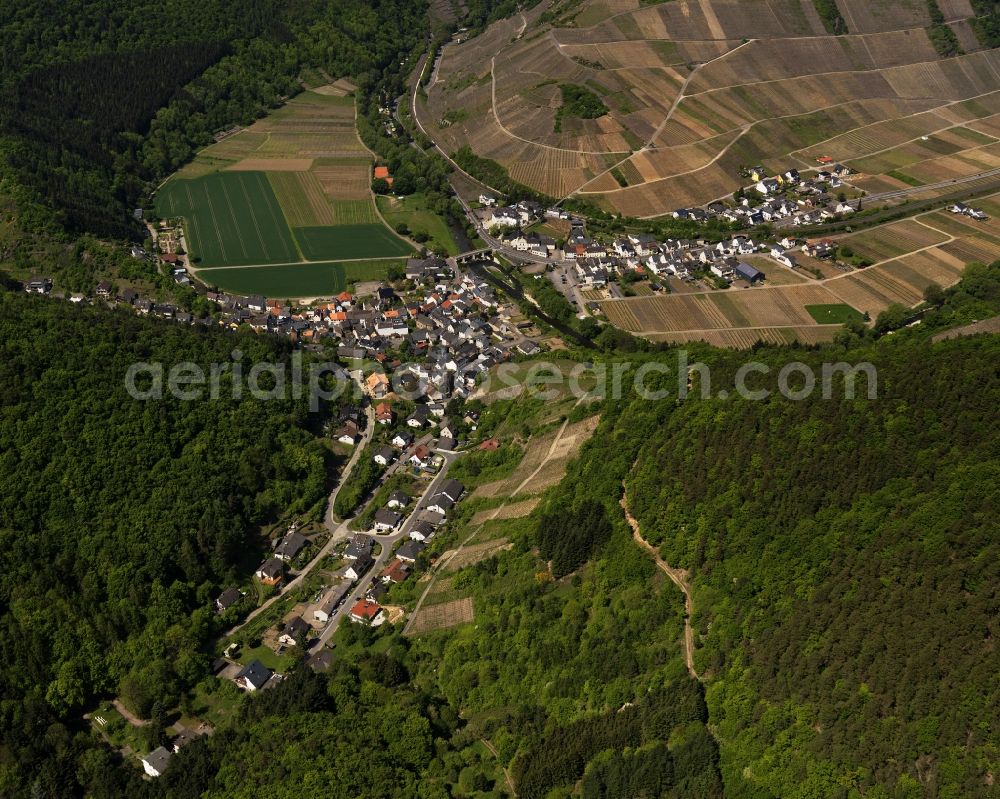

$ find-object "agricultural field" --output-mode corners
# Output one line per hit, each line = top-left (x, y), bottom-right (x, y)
(155, 88), (415, 293)
(842, 220), (951, 262)
(294, 224), (412, 261)
(806, 304), (865, 324)
(155, 171), (300, 267)
(420, 0), (1000, 217)
(471, 415), (600, 500)
(196, 259), (401, 298)
(406, 597), (474, 634)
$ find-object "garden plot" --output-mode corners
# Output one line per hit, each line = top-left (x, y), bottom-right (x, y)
(470, 498), (540, 526)
(441, 539), (514, 572)
(407, 597), (474, 634)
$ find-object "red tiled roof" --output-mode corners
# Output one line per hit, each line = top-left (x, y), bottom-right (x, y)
(350, 599), (381, 620)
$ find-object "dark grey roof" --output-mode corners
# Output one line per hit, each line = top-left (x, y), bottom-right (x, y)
(236, 659), (272, 688)
(216, 587), (242, 611)
(388, 490), (411, 505)
(257, 557), (284, 579)
(283, 616), (310, 639)
(373, 508), (403, 528)
(275, 531), (308, 559)
(438, 478), (465, 502)
(396, 540), (426, 562)
(144, 746), (173, 774)
(308, 650), (335, 672)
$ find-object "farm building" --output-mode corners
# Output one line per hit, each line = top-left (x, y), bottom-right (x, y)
(735, 263), (765, 284)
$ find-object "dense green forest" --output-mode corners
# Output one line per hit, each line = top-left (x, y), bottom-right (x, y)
(621, 266), (1000, 797)
(0, 291), (329, 795)
(971, 0), (1000, 46)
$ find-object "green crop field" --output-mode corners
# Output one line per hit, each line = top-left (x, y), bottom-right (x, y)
(156, 172), (300, 266)
(330, 199), (381, 224)
(197, 259), (402, 297)
(293, 224), (413, 260)
(806, 304), (865, 324)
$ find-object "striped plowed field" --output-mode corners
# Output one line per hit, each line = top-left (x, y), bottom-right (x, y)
(267, 172), (335, 226)
(646, 326), (838, 348)
(844, 220), (950, 262)
(314, 163), (371, 200)
(601, 284), (837, 334)
(407, 597), (474, 634)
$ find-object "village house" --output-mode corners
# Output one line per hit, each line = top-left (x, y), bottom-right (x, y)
(409, 520), (435, 542)
(344, 551), (374, 581)
(373, 507), (403, 533)
(313, 583), (351, 623)
(215, 587), (243, 614)
(255, 557), (284, 586)
(349, 599), (385, 626)
(365, 372), (390, 398)
(142, 747), (173, 778)
(274, 531), (308, 562)
(387, 490), (411, 509)
(234, 660), (272, 692)
(374, 445), (396, 467)
(409, 444), (432, 468)
(344, 533), (373, 560)
(391, 430), (414, 449)
(395, 539), (426, 563)
(380, 558), (411, 584)
(278, 616), (310, 646)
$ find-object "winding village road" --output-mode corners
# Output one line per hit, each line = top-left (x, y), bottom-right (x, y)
(223, 375), (376, 639)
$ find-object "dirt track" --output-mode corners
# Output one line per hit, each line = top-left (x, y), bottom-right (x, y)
(620, 494), (698, 680)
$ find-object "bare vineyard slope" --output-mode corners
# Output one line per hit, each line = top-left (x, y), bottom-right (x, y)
(420, 0), (1000, 217)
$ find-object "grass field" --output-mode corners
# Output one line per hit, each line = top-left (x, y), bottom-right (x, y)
(294, 224), (412, 260)
(377, 193), (461, 255)
(806, 304), (865, 324)
(156, 172), (300, 267)
(197, 259), (402, 297)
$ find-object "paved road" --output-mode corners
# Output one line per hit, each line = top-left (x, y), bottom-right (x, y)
(312, 449), (461, 648)
(224, 375), (374, 639)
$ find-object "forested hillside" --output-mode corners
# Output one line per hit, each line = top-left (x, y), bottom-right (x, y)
(621, 268), (1000, 797)
(0, 0), (430, 237)
(0, 290), (328, 795)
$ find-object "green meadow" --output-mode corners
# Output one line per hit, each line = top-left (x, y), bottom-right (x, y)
(198, 259), (402, 297)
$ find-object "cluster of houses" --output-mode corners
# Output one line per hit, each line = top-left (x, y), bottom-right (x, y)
(949, 202), (990, 221)
(25, 252), (543, 407)
(672, 164), (858, 229)
(369, 408), (467, 474)
(330, 266), (542, 403)
(344, 476), (465, 627)
(562, 230), (776, 288)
